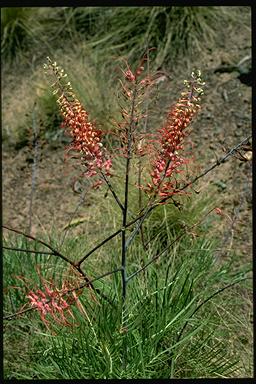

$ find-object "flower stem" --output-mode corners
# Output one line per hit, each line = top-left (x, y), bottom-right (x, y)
(121, 80), (138, 303)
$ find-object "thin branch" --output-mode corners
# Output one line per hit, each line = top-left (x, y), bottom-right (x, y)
(159, 135), (252, 205)
(3, 225), (110, 304)
(3, 306), (36, 320)
(66, 268), (123, 293)
(100, 170), (124, 212)
(3, 225), (74, 266)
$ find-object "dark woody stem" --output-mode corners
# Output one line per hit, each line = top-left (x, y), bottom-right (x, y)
(3, 246), (53, 255)
(3, 225), (73, 265)
(121, 80), (138, 304)
(124, 159), (171, 251)
(120, 78), (139, 372)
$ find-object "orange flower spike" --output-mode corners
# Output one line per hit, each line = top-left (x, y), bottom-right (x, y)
(148, 70), (205, 198)
(44, 57), (112, 182)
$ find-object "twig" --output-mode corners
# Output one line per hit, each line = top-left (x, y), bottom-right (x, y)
(100, 170), (124, 212)
(3, 225), (109, 304)
(4, 306), (36, 320)
(160, 135), (252, 205)
(3, 225), (73, 266)
(66, 268), (122, 293)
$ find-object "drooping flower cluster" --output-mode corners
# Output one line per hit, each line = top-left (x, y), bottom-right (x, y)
(147, 70), (205, 197)
(26, 267), (85, 329)
(44, 57), (112, 188)
(27, 287), (75, 327)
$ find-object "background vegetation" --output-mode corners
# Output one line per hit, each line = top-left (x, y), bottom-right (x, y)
(2, 6), (252, 379)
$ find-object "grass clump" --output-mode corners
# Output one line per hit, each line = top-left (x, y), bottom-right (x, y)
(3, 185), (252, 378)
(3, 226), (251, 378)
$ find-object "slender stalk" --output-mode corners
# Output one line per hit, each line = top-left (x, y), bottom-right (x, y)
(100, 170), (124, 212)
(66, 268), (122, 293)
(159, 135), (252, 205)
(3, 225), (74, 266)
(121, 80), (138, 304)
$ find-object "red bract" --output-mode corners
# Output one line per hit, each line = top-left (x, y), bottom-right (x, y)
(147, 70), (205, 198)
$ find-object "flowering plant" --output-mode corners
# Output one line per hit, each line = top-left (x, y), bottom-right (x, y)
(3, 52), (251, 376)
(37, 54), (206, 323)
(5, 52), (249, 332)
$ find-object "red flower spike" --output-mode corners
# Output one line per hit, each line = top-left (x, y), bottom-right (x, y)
(44, 57), (112, 186)
(147, 70), (205, 198)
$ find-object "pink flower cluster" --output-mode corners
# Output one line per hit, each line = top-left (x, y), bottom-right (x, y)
(27, 285), (76, 327)
(147, 71), (205, 197)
